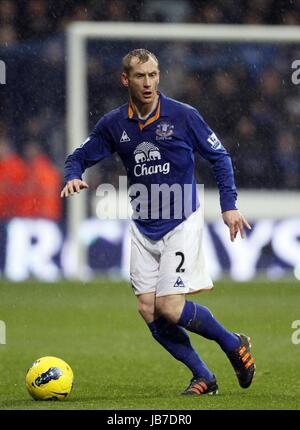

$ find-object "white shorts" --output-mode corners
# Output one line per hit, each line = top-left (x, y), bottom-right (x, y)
(130, 209), (213, 297)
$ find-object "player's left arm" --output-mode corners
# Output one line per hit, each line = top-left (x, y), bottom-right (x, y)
(187, 108), (251, 241)
(222, 209), (251, 242)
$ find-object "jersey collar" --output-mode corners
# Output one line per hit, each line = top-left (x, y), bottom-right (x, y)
(126, 93), (166, 130)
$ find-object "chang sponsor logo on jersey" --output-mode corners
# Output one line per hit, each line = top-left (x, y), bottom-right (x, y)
(133, 142), (170, 177)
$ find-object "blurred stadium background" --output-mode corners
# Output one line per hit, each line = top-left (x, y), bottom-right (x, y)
(0, 0), (300, 410)
(1, 0), (300, 282)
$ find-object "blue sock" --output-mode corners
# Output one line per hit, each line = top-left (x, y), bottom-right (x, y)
(148, 316), (214, 380)
(178, 301), (240, 354)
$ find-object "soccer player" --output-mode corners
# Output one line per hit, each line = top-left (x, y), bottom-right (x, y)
(61, 49), (255, 396)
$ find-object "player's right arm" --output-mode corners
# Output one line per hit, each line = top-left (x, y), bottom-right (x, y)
(60, 179), (89, 197)
(60, 115), (115, 199)
(187, 107), (251, 241)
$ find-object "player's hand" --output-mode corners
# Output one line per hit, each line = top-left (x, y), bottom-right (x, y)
(222, 209), (251, 242)
(60, 179), (89, 197)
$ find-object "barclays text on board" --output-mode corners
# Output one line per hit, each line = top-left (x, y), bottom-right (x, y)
(2, 217), (300, 282)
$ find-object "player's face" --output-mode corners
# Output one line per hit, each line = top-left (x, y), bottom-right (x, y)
(121, 57), (160, 105)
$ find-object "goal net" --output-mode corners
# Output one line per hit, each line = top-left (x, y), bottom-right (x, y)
(66, 22), (300, 279)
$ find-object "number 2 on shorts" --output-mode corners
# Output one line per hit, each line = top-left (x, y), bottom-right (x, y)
(175, 251), (185, 273)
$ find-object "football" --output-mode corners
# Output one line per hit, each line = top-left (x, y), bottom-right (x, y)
(25, 356), (74, 401)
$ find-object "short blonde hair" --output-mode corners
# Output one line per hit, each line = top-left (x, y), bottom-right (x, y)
(122, 49), (159, 74)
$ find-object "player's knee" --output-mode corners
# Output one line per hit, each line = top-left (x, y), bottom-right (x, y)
(137, 301), (154, 323)
(155, 298), (183, 324)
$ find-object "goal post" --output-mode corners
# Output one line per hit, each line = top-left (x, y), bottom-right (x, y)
(66, 22), (300, 278)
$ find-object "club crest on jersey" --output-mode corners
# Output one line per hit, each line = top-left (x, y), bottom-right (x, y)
(133, 142), (170, 177)
(156, 121), (174, 140)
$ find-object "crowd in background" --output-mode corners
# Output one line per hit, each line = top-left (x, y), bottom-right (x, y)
(0, 137), (61, 220)
(1, 0), (300, 220)
(1, 0), (300, 40)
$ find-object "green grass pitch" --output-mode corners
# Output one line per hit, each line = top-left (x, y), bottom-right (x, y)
(0, 279), (299, 410)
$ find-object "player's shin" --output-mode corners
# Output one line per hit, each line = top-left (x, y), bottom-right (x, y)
(148, 316), (214, 380)
(178, 301), (240, 353)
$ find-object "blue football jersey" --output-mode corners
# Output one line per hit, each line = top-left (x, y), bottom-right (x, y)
(64, 92), (237, 240)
